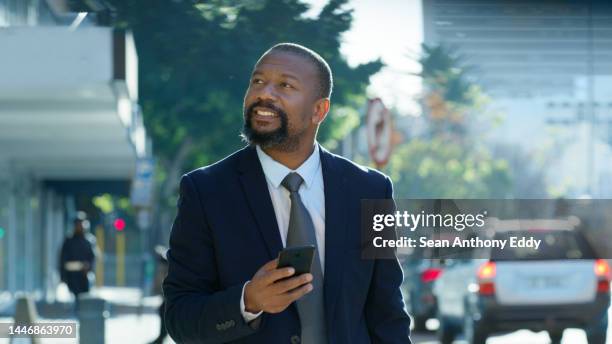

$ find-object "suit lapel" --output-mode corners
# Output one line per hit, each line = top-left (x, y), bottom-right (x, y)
(237, 145), (284, 259)
(320, 146), (348, 331)
(237, 144), (349, 329)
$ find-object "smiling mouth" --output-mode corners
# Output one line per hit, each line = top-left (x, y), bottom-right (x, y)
(253, 107), (279, 117)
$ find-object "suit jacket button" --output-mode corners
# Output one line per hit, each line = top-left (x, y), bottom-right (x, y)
(290, 335), (301, 344)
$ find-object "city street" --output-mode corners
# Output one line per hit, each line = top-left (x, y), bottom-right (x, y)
(0, 314), (172, 344)
(411, 306), (612, 344)
(2, 0), (612, 343)
(0, 308), (610, 343)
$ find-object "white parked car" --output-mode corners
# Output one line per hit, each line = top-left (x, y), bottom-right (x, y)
(433, 222), (610, 344)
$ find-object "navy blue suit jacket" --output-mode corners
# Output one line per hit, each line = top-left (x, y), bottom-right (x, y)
(163, 145), (411, 343)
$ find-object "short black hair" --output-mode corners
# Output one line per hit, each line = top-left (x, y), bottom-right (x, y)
(261, 43), (333, 100)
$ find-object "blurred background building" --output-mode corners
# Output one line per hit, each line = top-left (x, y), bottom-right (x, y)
(422, 0), (612, 197)
(0, 0), (611, 342)
(0, 0), (149, 301)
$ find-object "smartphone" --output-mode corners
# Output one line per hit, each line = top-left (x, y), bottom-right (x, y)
(277, 245), (315, 275)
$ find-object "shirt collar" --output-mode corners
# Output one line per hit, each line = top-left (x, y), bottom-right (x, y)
(255, 144), (321, 190)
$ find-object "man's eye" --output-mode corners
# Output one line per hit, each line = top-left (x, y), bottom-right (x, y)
(281, 82), (293, 89)
(252, 78), (263, 84)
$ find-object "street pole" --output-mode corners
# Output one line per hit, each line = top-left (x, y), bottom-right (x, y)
(95, 225), (104, 287)
(116, 231), (125, 287)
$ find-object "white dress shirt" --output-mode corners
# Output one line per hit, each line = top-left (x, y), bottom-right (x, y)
(240, 144), (326, 321)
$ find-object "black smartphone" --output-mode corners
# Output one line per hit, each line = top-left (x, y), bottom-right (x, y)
(277, 245), (315, 275)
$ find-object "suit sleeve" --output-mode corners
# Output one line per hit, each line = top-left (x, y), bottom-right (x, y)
(163, 174), (259, 343)
(364, 176), (412, 343)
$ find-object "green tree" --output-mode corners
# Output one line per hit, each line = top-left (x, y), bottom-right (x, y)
(105, 0), (382, 242)
(389, 138), (511, 198)
(389, 44), (512, 198)
(418, 44), (482, 140)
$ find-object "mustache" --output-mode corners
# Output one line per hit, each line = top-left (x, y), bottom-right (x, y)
(241, 99), (290, 148)
(245, 100), (287, 119)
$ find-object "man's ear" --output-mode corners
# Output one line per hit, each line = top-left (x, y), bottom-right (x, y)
(312, 98), (330, 125)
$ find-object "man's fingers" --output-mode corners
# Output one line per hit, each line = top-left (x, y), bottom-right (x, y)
(254, 259), (281, 279)
(261, 258), (279, 271)
(256, 281), (313, 313)
(282, 283), (313, 304)
(261, 266), (295, 285)
(272, 273), (313, 294)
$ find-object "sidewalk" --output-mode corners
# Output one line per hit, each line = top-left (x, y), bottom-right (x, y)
(0, 314), (175, 344)
(0, 286), (174, 343)
(36, 287), (161, 318)
(0, 286), (161, 318)
(106, 314), (175, 344)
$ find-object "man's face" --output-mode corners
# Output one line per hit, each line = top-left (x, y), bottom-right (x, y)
(74, 221), (84, 235)
(242, 51), (320, 150)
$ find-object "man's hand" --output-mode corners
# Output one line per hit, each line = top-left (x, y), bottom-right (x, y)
(244, 258), (313, 314)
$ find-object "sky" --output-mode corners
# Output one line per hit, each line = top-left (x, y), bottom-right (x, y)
(305, 0), (424, 115)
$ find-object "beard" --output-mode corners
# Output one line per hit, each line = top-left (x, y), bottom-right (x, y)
(241, 100), (297, 150)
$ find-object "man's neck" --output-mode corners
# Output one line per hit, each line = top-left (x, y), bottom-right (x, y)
(261, 142), (316, 170)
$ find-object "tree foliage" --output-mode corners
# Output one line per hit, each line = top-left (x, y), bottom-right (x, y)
(389, 43), (512, 198)
(104, 0), (382, 242)
(107, 0), (381, 169)
(389, 138), (511, 198)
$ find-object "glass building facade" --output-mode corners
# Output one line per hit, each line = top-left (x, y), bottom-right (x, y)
(0, 0), (148, 300)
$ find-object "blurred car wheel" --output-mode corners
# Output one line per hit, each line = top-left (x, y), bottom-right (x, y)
(464, 314), (487, 344)
(585, 312), (608, 344)
(437, 314), (457, 344)
(412, 314), (428, 332)
(547, 330), (563, 344)
(587, 333), (606, 344)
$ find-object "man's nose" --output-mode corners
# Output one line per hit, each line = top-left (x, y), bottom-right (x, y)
(257, 82), (278, 102)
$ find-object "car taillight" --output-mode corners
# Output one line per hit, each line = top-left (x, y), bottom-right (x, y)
(421, 268), (443, 283)
(478, 261), (496, 279)
(595, 259), (611, 293)
(595, 259), (611, 279)
(478, 282), (496, 295)
(477, 261), (496, 295)
(597, 280), (610, 293)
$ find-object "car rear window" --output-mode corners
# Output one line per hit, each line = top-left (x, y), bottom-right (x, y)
(490, 230), (597, 260)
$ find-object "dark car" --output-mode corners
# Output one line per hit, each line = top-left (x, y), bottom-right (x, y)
(401, 257), (443, 331)
(401, 232), (463, 332)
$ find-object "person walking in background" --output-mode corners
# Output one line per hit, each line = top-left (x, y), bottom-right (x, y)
(59, 211), (97, 312)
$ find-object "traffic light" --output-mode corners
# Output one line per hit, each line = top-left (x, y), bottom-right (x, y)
(113, 218), (126, 232)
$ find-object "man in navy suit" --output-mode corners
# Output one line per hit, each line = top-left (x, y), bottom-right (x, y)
(163, 43), (411, 344)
